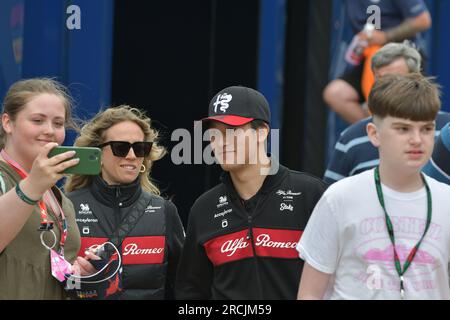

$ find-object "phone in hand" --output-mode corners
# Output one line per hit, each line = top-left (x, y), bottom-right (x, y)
(48, 146), (102, 175)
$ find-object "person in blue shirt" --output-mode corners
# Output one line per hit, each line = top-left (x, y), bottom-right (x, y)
(323, 0), (432, 124)
(324, 42), (450, 184)
(422, 123), (450, 184)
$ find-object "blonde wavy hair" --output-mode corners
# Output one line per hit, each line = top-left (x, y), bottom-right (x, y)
(64, 106), (166, 195)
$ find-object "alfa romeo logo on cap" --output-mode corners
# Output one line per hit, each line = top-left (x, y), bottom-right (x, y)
(213, 93), (233, 113)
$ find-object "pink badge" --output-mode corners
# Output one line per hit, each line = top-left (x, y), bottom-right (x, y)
(50, 249), (72, 282)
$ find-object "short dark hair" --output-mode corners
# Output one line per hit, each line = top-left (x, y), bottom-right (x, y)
(368, 73), (441, 121)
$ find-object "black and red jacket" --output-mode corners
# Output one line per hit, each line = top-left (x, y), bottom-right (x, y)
(68, 176), (184, 299)
(175, 164), (327, 300)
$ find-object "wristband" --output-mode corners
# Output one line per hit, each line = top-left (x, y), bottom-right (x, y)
(15, 183), (39, 205)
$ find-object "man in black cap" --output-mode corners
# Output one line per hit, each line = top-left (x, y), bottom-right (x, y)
(175, 86), (327, 299)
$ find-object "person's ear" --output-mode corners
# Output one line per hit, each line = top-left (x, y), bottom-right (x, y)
(2, 113), (13, 134)
(257, 123), (270, 143)
(367, 122), (380, 148)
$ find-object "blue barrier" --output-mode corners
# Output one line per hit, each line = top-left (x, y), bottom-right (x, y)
(257, 0), (287, 131)
(0, 0), (114, 146)
(324, 0), (450, 167)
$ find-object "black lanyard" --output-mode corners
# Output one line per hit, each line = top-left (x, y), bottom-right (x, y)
(374, 167), (432, 299)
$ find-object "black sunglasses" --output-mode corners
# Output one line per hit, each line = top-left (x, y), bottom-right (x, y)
(97, 141), (153, 157)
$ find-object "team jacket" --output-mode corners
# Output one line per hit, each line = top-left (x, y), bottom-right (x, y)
(68, 176), (184, 299)
(175, 164), (327, 300)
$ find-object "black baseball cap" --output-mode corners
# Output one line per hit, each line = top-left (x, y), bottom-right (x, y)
(202, 86), (270, 126)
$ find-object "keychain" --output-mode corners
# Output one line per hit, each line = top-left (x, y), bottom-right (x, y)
(40, 230), (73, 282)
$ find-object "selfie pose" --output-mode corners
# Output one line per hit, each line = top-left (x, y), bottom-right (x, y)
(0, 78), (82, 299)
(65, 106), (184, 299)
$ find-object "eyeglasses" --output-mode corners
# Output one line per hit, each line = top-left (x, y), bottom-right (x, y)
(96, 141), (153, 157)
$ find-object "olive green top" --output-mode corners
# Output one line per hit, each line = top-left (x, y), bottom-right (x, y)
(0, 161), (81, 299)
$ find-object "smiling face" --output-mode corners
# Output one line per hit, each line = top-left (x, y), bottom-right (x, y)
(100, 120), (146, 185)
(208, 121), (268, 172)
(2, 93), (66, 170)
(367, 116), (435, 174)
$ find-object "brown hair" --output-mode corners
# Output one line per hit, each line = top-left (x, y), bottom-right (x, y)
(64, 106), (166, 195)
(368, 73), (441, 121)
(0, 78), (78, 148)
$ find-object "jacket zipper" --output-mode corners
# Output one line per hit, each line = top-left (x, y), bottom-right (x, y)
(112, 186), (122, 256)
(115, 187), (121, 226)
(244, 201), (263, 299)
(246, 215), (253, 240)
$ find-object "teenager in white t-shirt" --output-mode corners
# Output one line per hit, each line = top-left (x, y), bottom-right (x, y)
(297, 73), (450, 300)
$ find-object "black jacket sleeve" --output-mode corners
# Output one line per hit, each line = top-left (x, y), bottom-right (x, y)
(174, 206), (214, 300)
(165, 200), (185, 299)
(300, 173), (329, 221)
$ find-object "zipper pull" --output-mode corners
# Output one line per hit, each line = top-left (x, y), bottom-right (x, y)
(246, 216), (253, 240)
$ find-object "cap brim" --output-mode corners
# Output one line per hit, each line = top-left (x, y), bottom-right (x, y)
(202, 115), (254, 126)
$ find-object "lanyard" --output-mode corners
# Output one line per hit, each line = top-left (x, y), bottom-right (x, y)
(374, 166), (432, 299)
(0, 149), (67, 254)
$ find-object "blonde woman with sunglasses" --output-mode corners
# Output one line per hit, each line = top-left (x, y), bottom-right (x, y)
(65, 106), (184, 300)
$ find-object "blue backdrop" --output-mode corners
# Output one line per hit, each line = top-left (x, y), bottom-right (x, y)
(324, 0), (450, 164)
(1, 0), (449, 167)
(0, 0), (114, 145)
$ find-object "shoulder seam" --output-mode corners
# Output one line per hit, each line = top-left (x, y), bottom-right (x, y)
(287, 170), (327, 187)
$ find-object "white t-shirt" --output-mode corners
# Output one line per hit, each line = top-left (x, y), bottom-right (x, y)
(297, 169), (450, 300)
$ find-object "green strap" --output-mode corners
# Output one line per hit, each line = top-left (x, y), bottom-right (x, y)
(374, 167), (432, 298)
(0, 171), (5, 195)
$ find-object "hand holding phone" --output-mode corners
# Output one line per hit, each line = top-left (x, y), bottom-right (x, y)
(48, 146), (101, 175)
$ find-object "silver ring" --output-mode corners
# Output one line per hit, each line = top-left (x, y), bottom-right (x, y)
(40, 230), (57, 250)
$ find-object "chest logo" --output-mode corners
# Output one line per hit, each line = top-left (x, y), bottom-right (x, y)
(221, 219), (228, 228)
(79, 203), (92, 215)
(82, 226), (90, 235)
(217, 195), (229, 208)
(280, 203), (294, 212)
(276, 189), (302, 203)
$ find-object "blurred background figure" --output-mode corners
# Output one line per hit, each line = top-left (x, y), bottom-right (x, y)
(323, 0), (432, 124)
(422, 122), (450, 184)
(324, 42), (450, 184)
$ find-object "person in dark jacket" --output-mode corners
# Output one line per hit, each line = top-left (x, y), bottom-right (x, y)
(65, 106), (184, 299)
(175, 86), (327, 300)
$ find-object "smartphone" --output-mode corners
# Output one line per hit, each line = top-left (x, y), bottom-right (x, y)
(48, 146), (102, 175)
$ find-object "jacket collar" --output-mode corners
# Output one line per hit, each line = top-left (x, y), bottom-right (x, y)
(90, 175), (142, 207)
